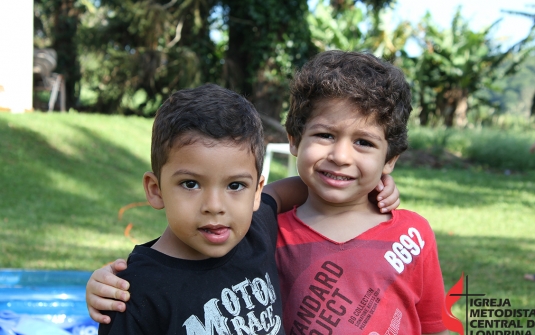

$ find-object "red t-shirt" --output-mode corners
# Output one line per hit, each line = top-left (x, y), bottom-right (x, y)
(276, 209), (447, 334)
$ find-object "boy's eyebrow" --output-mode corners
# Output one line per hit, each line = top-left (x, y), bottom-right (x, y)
(227, 173), (254, 180)
(172, 169), (200, 178)
(172, 169), (254, 180)
(307, 123), (384, 141)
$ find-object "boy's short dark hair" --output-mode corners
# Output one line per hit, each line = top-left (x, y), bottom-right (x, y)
(285, 50), (412, 162)
(151, 84), (264, 182)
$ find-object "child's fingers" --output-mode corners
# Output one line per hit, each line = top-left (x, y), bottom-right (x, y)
(377, 185), (399, 204)
(86, 297), (126, 322)
(87, 291), (126, 312)
(376, 175), (398, 202)
(375, 178), (385, 192)
(378, 187), (400, 207)
(88, 306), (111, 324)
(377, 176), (400, 212)
(84, 259), (131, 323)
(110, 258), (128, 273)
(94, 261), (130, 291)
(87, 272), (130, 301)
(377, 174), (395, 195)
(379, 198), (400, 213)
(86, 276), (129, 322)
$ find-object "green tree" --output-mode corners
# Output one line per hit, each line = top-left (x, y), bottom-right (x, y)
(485, 56), (535, 117)
(411, 7), (535, 127)
(220, 0), (395, 127)
(221, 0), (314, 124)
(78, 0), (217, 115)
(37, 0), (395, 119)
(502, 4), (535, 117)
(307, 1), (366, 51)
(77, 0), (314, 118)
(307, 0), (410, 60)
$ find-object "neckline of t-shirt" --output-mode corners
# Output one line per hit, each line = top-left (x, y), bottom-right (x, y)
(289, 207), (398, 245)
(134, 238), (239, 271)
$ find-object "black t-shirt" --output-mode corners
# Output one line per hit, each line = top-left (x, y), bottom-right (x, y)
(99, 193), (285, 335)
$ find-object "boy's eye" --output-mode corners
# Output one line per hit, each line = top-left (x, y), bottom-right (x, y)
(181, 180), (199, 189)
(315, 133), (333, 139)
(355, 139), (373, 147)
(228, 182), (245, 191)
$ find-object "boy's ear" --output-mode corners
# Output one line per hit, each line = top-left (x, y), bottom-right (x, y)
(288, 135), (298, 157)
(253, 175), (265, 211)
(382, 155), (399, 175)
(143, 172), (165, 209)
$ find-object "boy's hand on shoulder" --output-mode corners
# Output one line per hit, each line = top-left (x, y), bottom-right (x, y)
(86, 259), (130, 324)
(374, 174), (400, 213)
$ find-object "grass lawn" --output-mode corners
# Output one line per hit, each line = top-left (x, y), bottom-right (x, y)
(0, 112), (161, 270)
(393, 167), (535, 325)
(1, 112), (534, 330)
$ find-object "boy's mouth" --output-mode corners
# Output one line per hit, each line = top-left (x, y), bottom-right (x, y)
(199, 225), (231, 244)
(200, 227), (229, 235)
(321, 171), (353, 181)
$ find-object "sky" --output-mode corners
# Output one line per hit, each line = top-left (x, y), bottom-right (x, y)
(393, 0), (534, 54)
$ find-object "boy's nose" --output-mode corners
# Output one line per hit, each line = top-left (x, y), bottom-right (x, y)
(201, 190), (226, 215)
(328, 140), (353, 166)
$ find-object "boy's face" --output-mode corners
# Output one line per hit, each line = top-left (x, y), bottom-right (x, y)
(289, 98), (398, 207)
(144, 136), (264, 260)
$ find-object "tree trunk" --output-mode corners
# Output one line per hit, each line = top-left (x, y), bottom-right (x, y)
(252, 68), (285, 128)
(176, 0), (217, 83)
(223, 2), (252, 96)
(418, 84), (430, 126)
(437, 88), (468, 127)
(454, 94), (468, 127)
(223, 2), (284, 123)
(530, 90), (535, 117)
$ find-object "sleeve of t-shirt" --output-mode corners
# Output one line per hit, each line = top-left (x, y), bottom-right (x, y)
(98, 252), (168, 335)
(261, 192), (278, 216)
(256, 192), (278, 243)
(416, 229), (447, 333)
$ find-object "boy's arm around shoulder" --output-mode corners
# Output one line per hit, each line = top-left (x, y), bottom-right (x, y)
(262, 176), (308, 213)
(263, 174), (400, 214)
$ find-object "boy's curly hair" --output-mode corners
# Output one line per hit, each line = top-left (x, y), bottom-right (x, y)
(285, 50), (412, 162)
(151, 84), (264, 182)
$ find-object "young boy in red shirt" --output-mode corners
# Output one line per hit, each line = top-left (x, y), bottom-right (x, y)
(276, 50), (448, 334)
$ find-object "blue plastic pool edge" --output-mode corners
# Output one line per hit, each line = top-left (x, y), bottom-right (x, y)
(0, 269), (98, 335)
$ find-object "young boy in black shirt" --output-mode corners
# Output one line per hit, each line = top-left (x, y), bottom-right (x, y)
(98, 84), (303, 335)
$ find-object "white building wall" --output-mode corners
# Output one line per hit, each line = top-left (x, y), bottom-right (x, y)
(0, 0), (34, 113)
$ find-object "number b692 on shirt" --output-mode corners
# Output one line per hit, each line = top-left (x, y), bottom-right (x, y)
(384, 228), (426, 274)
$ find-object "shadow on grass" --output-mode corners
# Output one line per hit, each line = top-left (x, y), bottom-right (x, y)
(0, 117), (162, 269)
